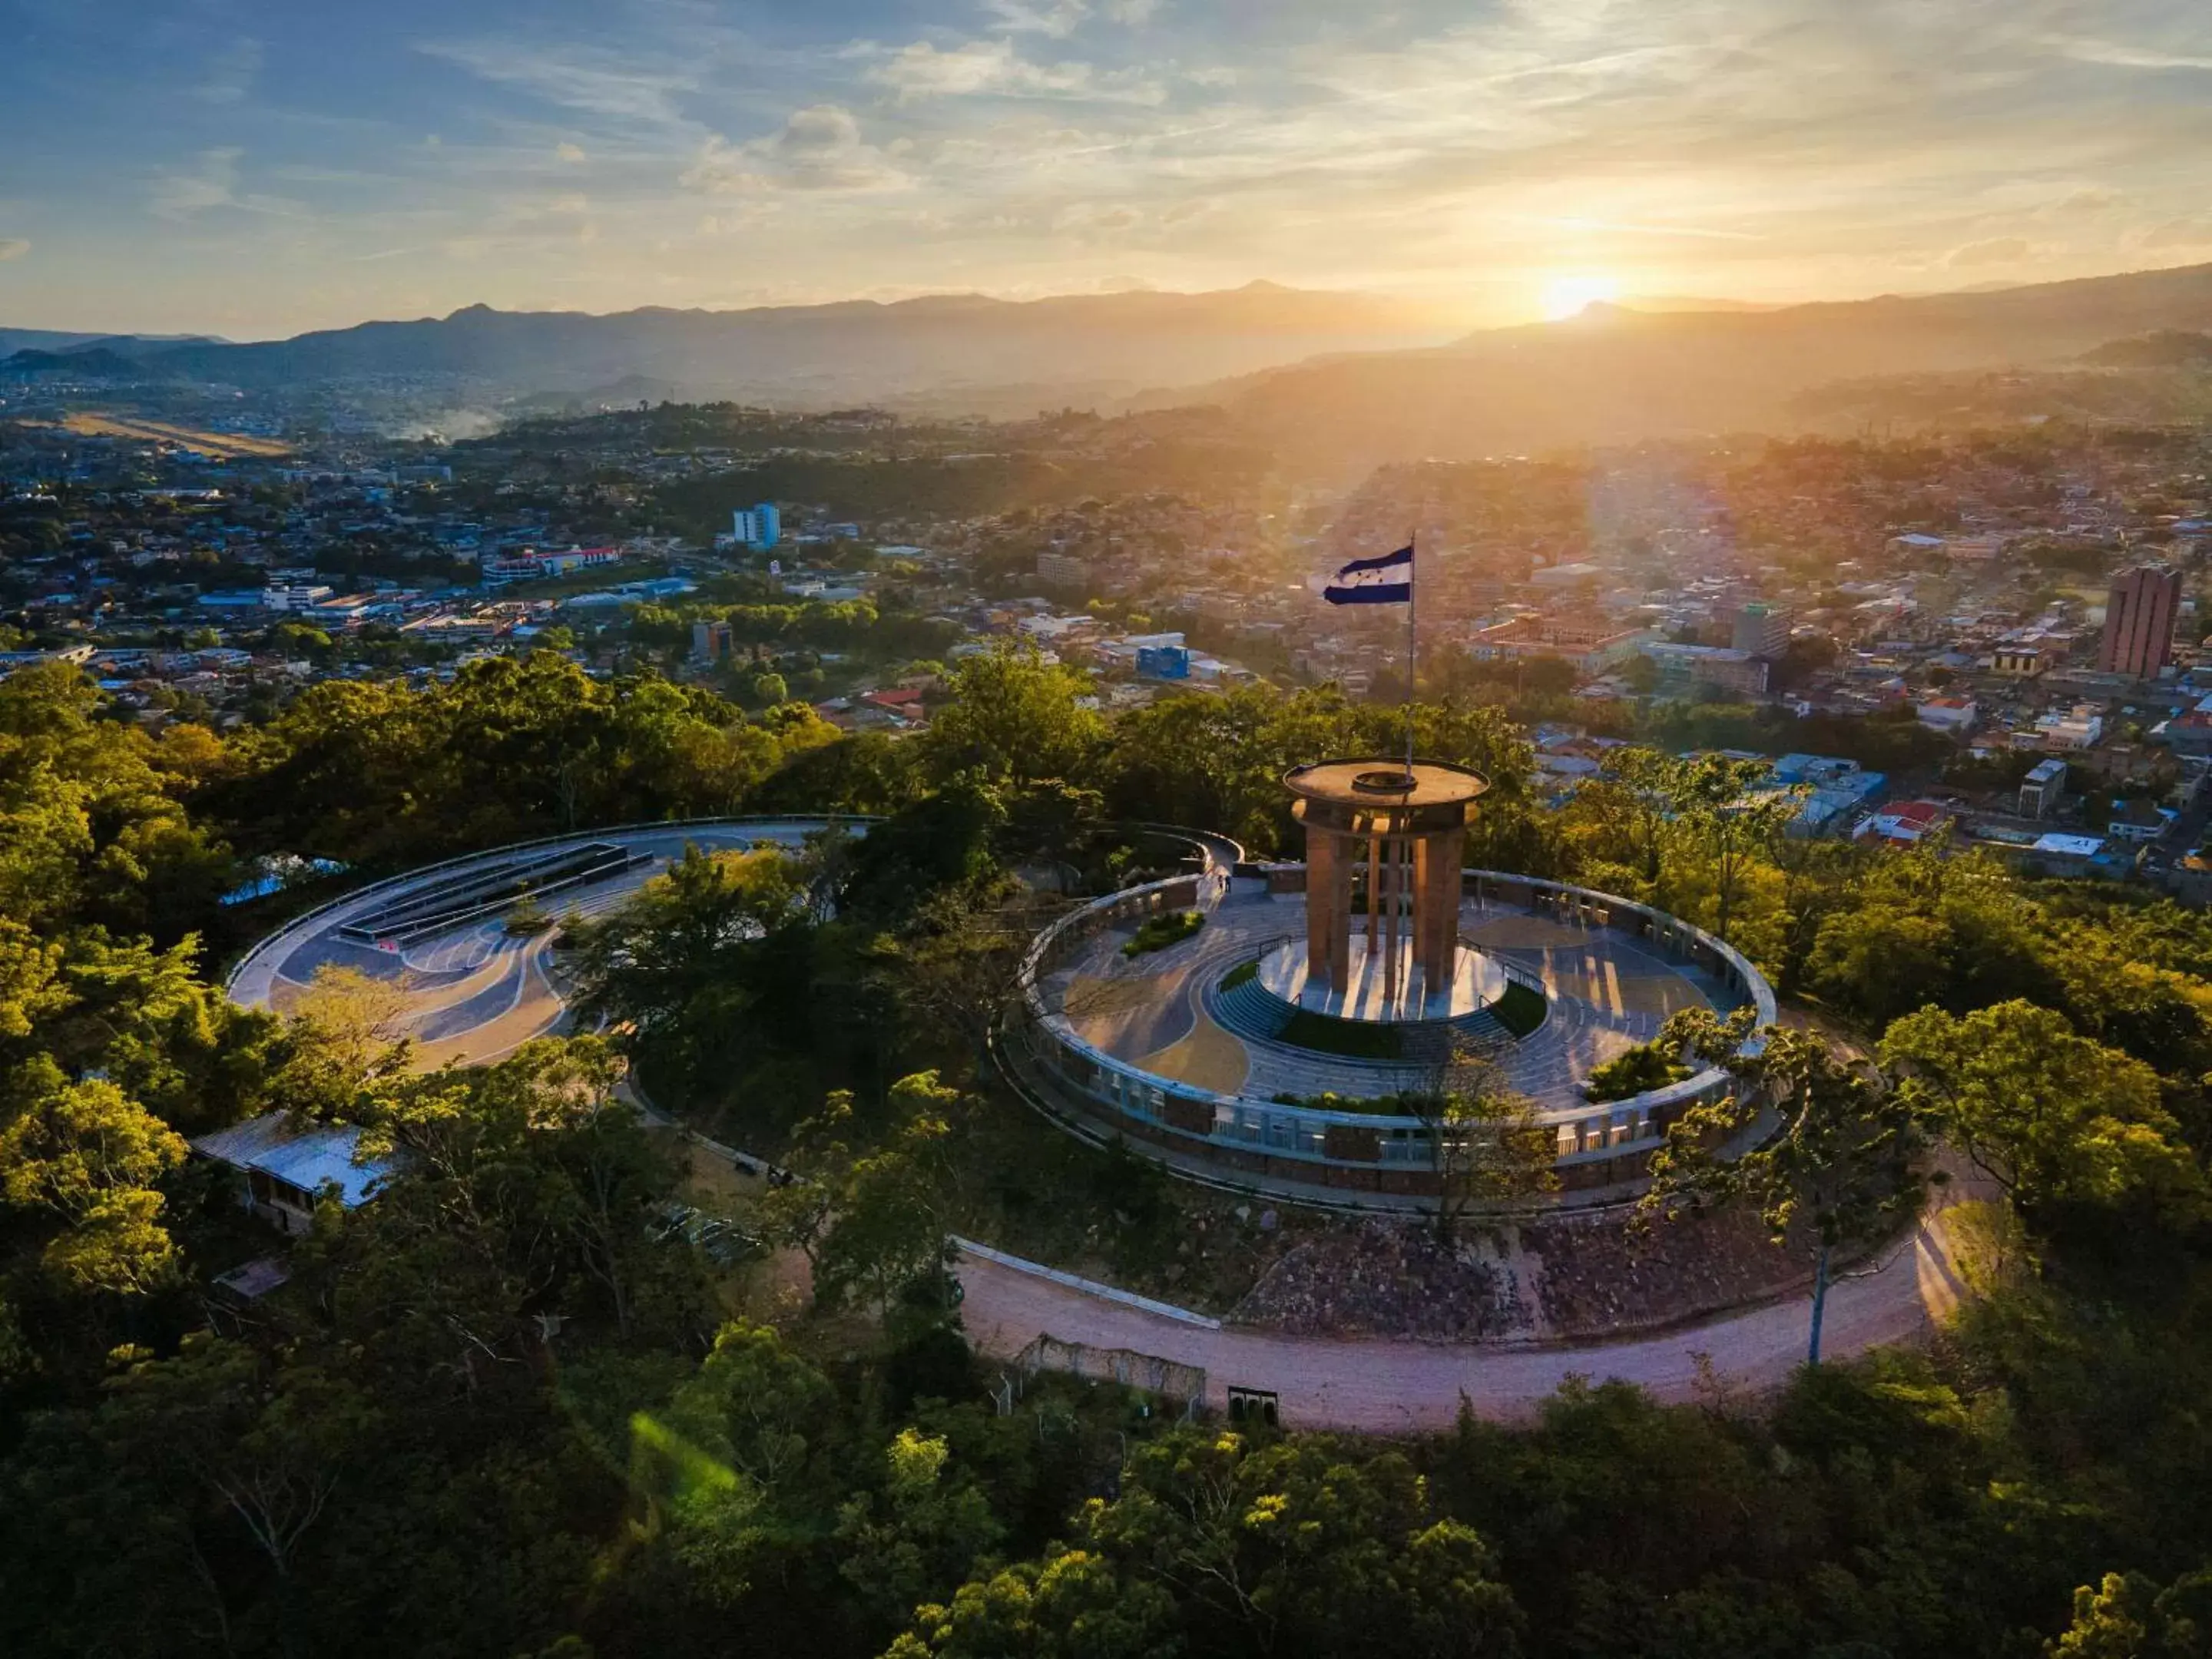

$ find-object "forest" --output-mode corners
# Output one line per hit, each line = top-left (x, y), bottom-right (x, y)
(2, 647), (2210, 1658)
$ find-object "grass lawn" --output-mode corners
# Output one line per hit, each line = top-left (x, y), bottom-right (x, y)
(1491, 980), (1548, 1038)
(1276, 1009), (1403, 1060)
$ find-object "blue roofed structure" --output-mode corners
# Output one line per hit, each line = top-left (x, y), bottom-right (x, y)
(193, 1113), (402, 1237)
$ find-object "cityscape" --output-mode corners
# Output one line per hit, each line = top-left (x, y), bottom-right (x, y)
(6, 4), (2212, 1657)
(7, 378), (2210, 892)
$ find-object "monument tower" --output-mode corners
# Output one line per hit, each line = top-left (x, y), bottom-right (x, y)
(1281, 759), (1489, 1020)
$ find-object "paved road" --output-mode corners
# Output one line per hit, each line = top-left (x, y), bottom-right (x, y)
(958, 1174), (1982, 1429)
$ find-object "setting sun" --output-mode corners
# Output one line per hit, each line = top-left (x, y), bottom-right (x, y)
(1539, 273), (1622, 320)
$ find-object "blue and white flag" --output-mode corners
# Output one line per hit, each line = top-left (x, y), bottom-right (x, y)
(1323, 544), (1412, 605)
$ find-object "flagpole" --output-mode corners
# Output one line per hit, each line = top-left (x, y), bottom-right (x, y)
(1405, 528), (1417, 781)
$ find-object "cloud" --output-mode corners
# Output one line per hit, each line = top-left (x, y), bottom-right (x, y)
(1055, 201), (1142, 235)
(416, 38), (698, 131)
(2045, 37), (2212, 72)
(2140, 216), (2212, 250)
(1944, 237), (2035, 268)
(146, 149), (300, 222)
(149, 147), (244, 219)
(555, 141), (588, 163)
(983, 0), (1091, 37)
(681, 140), (770, 195)
(195, 37), (263, 105)
(767, 104), (906, 189)
(0, 239), (28, 262)
(1102, 0), (1161, 22)
(868, 38), (1103, 101)
(685, 105), (908, 194)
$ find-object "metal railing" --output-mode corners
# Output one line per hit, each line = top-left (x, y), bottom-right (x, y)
(1006, 863), (1777, 1178)
(224, 813), (874, 994)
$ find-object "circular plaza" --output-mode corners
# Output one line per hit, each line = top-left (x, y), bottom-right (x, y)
(1001, 760), (1776, 1207)
(227, 818), (856, 1067)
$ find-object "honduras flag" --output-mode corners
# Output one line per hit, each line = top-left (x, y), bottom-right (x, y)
(1323, 543), (1412, 605)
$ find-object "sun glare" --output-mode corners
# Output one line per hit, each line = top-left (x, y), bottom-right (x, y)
(1539, 273), (1621, 320)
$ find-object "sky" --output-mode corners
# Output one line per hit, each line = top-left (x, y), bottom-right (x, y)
(2, 0), (2210, 339)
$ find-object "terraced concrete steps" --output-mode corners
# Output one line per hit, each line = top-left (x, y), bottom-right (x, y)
(1210, 976), (1293, 1044)
(1204, 962), (1516, 1074)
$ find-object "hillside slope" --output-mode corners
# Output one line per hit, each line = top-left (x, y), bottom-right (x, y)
(127, 283), (1464, 409)
(1164, 262), (2212, 466)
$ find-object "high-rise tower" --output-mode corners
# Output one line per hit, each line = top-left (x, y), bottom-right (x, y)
(2098, 565), (2181, 678)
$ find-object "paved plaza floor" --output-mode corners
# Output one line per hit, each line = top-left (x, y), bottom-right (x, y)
(228, 821), (846, 1070)
(1041, 886), (1742, 1110)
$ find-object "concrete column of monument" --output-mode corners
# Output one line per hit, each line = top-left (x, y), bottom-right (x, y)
(1286, 760), (1488, 1007)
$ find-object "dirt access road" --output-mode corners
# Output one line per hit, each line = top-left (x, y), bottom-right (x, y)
(954, 1182), (1980, 1430)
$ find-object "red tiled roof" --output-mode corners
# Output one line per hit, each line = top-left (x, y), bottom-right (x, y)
(1886, 800), (1949, 827)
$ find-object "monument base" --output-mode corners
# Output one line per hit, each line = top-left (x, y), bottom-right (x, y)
(1254, 935), (1508, 1024)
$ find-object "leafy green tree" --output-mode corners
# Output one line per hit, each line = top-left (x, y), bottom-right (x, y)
(762, 1072), (959, 1317)
(662, 1319), (839, 1492)
(921, 646), (1104, 788)
(887, 1549), (1181, 1659)
(1658, 754), (1796, 945)
(352, 1036), (697, 1347)
(1078, 1429), (1525, 1658)
(1641, 1010), (1926, 1364)
(622, 1320), (842, 1608)
(887, 880), (1063, 1076)
(2048, 1566), (2212, 1658)
(1882, 1000), (2200, 1213)
(0, 1065), (190, 1295)
(834, 1427), (1005, 1629)
(94, 1333), (381, 1659)
(1416, 1051), (1558, 1241)
(571, 844), (817, 1104)
(268, 962), (415, 1118)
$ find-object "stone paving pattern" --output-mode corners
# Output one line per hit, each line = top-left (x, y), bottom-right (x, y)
(230, 823), (839, 1070)
(1043, 887), (1743, 1111)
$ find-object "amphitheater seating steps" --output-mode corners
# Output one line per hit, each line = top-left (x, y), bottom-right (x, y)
(1204, 964), (1516, 1071)
(1210, 976), (1293, 1045)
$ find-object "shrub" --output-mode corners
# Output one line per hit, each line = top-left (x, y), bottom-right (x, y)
(1583, 1037), (1691, 1102)
(1123, 909), (1204, 958)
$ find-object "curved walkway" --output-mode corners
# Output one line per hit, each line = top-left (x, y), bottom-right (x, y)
(228, 819), (856, 1068)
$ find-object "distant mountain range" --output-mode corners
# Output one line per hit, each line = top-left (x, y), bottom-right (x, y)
(4, 283), (1465, 409)
(1150, 261), (2212, 468)
(1, 346), (167, 379)
(10, 265), (2212, 453)
(0, 328), (223, 356)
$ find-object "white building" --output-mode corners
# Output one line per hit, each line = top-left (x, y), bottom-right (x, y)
(260, 582), (334, 611)
(2034, 704), (2105, 750)
(732, 503), (781, 549)
(1916, 695), (1979, 734)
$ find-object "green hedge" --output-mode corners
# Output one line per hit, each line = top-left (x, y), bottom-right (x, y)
(1277, 1009), (1403, 1059)
(1491, 980), (1548, 1038)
